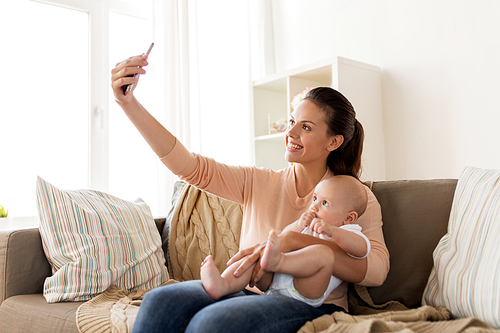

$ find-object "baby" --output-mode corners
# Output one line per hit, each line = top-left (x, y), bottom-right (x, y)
(200, 175), (370, 307)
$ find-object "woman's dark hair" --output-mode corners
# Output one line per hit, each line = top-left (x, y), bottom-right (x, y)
(304, 87), (364, 179)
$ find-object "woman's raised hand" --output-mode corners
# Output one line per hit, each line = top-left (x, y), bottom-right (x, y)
(110, 53), (176, 159)
(111, 54), (148, 104)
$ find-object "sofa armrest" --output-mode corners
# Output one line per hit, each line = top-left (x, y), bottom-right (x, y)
(0, 228), (51, 305)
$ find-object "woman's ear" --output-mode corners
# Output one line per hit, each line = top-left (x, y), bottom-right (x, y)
(327, 135), (344, 152)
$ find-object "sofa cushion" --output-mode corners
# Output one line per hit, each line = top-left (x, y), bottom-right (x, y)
(36, 177), (169, 303)
(0, 293), (82, 333)
(423, 167), (500, 329)
(367, 179), (457, 308)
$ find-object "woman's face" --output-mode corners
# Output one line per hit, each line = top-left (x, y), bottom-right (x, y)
(284, 100), (338, 165)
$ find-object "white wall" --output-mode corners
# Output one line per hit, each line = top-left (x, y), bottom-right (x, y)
(269, 0), (500, 180)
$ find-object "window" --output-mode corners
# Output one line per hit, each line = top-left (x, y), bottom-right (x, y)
(1, 0), (252, 219)
(0, 0), (158, 217)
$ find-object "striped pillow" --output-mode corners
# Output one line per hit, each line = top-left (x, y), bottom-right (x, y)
(422, 166), (500, 328)
(36, 177), (169, 303)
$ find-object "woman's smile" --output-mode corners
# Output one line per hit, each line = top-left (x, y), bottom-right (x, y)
(286, 141), (303, 151)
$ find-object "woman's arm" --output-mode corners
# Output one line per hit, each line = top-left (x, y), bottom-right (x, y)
(111, 55), (176, 158)
(111, 54), (255, 205)
(229, 230), (367, 284)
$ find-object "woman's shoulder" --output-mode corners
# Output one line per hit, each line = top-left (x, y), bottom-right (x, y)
(362, 181), (380, 207)
(357, 182), (383, 231)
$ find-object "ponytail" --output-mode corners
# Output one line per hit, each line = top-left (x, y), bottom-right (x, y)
(304, 87), (364, 179)
(326, 120), (364, 179)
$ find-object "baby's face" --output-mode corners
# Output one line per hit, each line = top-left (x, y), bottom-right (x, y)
(309, 180), (348, 227)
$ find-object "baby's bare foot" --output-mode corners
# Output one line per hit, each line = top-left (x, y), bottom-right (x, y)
(200, 255), (225, 300)
(261, 230), (283, 272)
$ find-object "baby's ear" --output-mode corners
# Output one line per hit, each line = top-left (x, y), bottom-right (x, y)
(344, 211), (358, 224)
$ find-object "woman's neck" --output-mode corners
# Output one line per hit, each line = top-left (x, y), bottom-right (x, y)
(294, 163), (330, 198)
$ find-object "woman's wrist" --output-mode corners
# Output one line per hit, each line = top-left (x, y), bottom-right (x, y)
(116, 94), (138, 108)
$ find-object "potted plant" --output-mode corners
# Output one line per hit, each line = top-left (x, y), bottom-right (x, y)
(0, 204), (8, 218)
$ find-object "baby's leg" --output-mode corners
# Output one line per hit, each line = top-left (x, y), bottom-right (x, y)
(261, 231), (335, 299)
(291, 244), (336, 299)
(200, 255), (254, 301)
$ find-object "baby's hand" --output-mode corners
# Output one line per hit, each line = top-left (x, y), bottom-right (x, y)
(298, 211), (316, 228)
(310, 219), (337, 237)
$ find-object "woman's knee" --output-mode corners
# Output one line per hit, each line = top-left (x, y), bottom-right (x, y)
(133, 281), (215, 333)
(186, 298), (259, 333)
(142, 281), (200, 307)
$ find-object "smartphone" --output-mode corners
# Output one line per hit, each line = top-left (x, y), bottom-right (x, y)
(122, 42), (154, 94)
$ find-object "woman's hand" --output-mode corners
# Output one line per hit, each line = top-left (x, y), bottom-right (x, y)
(227, 240), (267, 286)
(111, 54), (149, 104)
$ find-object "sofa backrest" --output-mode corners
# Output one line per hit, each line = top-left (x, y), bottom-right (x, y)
(0, 228), (52, 303)
(367, 179), (457, 308)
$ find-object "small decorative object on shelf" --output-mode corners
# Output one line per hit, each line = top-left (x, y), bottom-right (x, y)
(0, 204), (8, 218)
(270, 117), (287, 134)
(291, 87), (314, 111)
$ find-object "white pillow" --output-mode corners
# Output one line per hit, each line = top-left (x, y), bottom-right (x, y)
(422, 166), (500, 328)
(36, 177), (169, 303)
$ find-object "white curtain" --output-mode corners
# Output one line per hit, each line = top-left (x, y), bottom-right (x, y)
(152, 0), (253, 212)
(154, 0), (199, 147)
(249, 0), (276, 80)
(152, 0), (201, 213)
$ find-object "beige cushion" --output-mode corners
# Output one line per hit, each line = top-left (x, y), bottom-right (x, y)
(367, 179), (457, 308)
(0, 294), (82, 333)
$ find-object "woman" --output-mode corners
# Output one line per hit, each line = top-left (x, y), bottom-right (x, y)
(111, 53), (389, 333)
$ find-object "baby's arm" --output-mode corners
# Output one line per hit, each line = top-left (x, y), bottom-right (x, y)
(282, 217), (306, 234)
(311, 221), (368, 258)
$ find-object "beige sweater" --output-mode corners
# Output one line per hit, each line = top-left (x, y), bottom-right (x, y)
(160, 139), (390, 310)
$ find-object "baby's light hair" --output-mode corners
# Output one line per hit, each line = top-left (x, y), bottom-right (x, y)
(325, 175), (368, 218)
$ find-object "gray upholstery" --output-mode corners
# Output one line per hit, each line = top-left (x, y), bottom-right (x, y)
(0, 228), (51, 303)
(367, 179), (457, 308)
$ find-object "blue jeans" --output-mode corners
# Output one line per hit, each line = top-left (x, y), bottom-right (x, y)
(132, 280), (345, 333)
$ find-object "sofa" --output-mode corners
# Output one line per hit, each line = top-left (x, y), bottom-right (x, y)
(0, 178), (497, 332)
